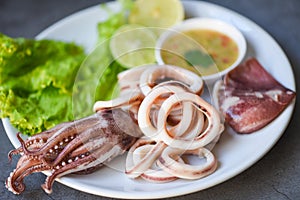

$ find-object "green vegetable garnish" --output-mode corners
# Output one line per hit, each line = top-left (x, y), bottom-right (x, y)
(0, 33), (85, 135)
(184, 49), (214, 68)
(98, 0), (134, 43)
(0, 0), (134, 136)
(72, 0), (132, 118)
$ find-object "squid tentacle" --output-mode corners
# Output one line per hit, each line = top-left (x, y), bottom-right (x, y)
(42, 124), (105, 166)
(6, 109), (142, 195)
(20, 114), (100, 156)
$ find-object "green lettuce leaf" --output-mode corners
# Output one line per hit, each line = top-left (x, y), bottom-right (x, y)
(0, 1), (133, 136)
(0, 34), (85, 135)
(97, 0), (133, 43)
(72, 0), (132, 117)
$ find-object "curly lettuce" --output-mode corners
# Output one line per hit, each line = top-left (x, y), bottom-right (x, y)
(0, 0), (133, 136)
(0, 34), (85, 135)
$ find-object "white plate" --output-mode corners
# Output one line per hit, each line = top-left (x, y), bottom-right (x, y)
(3, 0), (296, 199)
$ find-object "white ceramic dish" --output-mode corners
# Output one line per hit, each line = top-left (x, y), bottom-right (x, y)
(155, 17), (247, 85)
(3, 0), (296, 199)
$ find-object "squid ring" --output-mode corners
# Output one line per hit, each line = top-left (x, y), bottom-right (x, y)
(167, 101), (195, 138)
(93, 90), (144, 112)
(139, 65), (203, 96)
(132, 145), (184, 183)
(137, 85), (187, 140)
(117, 65), (148, 94)
(174, 108), (205, 140)
(125, 137), (166, 178)
(157, 92), (221, 150)
(157, 146), (217, 179)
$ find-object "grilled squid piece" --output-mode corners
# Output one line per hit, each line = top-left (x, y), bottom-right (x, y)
(6, 109), (142, 195)
(157, 147), (218, 180)
(131, 143), (185, 183)
(93, 90), (144, 112)
(157, 92), (222, 150)
(123, 65), (223, 182)
(116, 64), (203, 96)
(117, 65), (148, 95)
(214, 58), (296, 133)
(137, 84), (189, 140)
(139, 65), (204, 96)
(93, 64), (204, 120)
(125, 137), (166, 178)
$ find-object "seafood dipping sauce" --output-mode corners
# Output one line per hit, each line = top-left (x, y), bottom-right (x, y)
(160, 29), (239, 76)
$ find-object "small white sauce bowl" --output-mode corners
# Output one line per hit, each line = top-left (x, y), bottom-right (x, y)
(155, 17), (247, 85)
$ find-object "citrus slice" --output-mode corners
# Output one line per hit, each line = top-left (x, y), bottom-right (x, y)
(128, 0), (184, 28)
(110, 24), (157, 68)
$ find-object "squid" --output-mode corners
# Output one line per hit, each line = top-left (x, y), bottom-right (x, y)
(6, 64), (224, 194)
(214, 58), (296, 133)
(94, 64), (224, 183)
(6, 109), (142, 194)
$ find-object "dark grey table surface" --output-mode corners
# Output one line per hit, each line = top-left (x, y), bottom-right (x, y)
(1, 0), (299, 199)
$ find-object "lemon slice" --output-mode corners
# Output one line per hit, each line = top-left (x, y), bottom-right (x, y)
(129, 0), (184, 28)
(110, 24), (157, 68)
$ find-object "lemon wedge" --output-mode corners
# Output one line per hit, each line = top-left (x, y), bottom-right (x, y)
(129, 0), (184, 28)
(109, 24), (157, 68)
